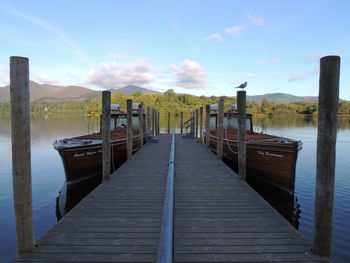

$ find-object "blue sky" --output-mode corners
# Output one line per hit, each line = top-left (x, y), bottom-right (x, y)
(0, 0), (349, 99)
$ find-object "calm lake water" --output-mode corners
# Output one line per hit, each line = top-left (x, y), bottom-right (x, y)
(0, 114), (349, 262)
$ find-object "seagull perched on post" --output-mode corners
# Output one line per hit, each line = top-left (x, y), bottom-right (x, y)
(235, 81), (247, 89)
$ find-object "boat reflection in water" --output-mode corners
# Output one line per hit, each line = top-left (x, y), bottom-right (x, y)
(56, 176), (101, 220)
(223, 159), (301, 229)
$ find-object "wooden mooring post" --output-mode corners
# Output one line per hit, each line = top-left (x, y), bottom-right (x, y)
(313, 55), (340, 257)
(139, 103), (144, 147)
(127, 99), (133, 160)
(10, 56), (34, 254)
(167, 112), (170, 133)
(102, 91), (111, 181)
(237, 91), (246, 180)
(217, 98), (224, 159)
(152, 109), (156, 136)
(180, 112), (183, 134)
(195, 109), (199, 138)
(205, 104), (210, 147)
(199, 107), (203, 141)
(157, 111), (160, 135)
(146, 107), (151, 135)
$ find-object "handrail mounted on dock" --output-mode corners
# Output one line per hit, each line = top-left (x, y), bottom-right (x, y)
(156, 132), (175, 263)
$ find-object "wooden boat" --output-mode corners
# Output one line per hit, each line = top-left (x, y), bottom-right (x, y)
(204, 104), (302, 193)
(54, 104), (146, 188)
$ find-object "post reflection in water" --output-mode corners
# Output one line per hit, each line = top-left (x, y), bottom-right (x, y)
(56, 176), (101, 220)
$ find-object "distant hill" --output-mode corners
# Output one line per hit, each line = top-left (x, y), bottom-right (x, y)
(49, 86), (95, 99)
(247, 93), (319, 103)
(0, 81), (65, 102)
(0, 83), (160, 102)
(111, 85), (160, 95)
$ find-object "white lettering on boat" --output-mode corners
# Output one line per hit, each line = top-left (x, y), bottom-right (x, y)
(257, 151), (283, 158)
(73, 153), (85, 158)
(86, 151), (97, 156)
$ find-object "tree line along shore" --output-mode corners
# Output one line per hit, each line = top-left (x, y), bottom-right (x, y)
(0, 90), (349, 117)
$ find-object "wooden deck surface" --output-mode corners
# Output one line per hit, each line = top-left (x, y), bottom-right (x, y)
(16, 134), (330, 262)
(16, 135), (171, 262)
(174, 134), (329, 262)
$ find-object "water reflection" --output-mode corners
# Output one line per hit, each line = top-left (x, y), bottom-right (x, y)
(56, 176), (101, 220)
(246, 175), (301, 229)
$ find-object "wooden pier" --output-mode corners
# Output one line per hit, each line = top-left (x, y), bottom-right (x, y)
(16, 134), (330, 262)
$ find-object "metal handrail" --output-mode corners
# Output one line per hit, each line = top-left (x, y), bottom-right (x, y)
(156, 132), (175, 263)
(183, 117), (194, 125)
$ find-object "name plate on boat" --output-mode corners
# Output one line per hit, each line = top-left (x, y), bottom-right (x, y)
(257, 151), (283, 158)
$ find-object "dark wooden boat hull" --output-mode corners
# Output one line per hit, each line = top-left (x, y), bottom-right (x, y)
(57, 136), (142, 188)
(207, 134), (299, 192)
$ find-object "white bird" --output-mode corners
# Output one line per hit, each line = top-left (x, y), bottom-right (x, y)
(235, 81), (247, 89)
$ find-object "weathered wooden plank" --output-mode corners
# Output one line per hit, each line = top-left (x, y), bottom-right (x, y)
(174, 134), (329, 262)
(16, 135), (171, 262)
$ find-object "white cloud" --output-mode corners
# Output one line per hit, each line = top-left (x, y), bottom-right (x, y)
(245, 73), (260, 79)
(0, 64), (9, 84)
(86, 59), (155, 89)
(306, 53), (327, 62)
(272, 59), (280, 64)
(169, 59), (206, 89)
(2, 5), (81, 56)
(225, 25), (247, 36)
(204, 33), (223, 41)
(256, 60), (267, 65)
(230, 79), (241, 84)
(247, 14), (265, 26)
(107, 53), (124, 59)
(272, 72), (280, 78)
(288, 72), (307, 81)
(35, 75), (59, 85)
(78, 59), (89, 65)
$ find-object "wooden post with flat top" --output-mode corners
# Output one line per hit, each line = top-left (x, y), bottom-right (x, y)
(313, 55), (340, 257)
(102, 91), (111, 181)
(10, 56), (34, 254)
(217, 98), (224, 159)
(167, 112), (171, 133)
(180, 112), (183, 134)
(237, 91), (246, 180)
(199, 107), (203, 141)
(195, 109), (199, 138)
(139, 103), (144, 147)
(146, 107), (150, 135)
(127, 99), (133, 160)
(157, 111), (160, 135)
(152, 109), (155, 136)
(205, 104), (210, 147)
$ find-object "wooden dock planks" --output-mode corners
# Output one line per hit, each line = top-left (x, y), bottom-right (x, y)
(16, 135), (171, 262)
(174, 134), (329, 262)
(16, 134), (330, 262)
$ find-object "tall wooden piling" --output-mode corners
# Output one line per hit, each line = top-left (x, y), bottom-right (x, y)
(195, 109), (199, 138)
(199, 107), (203, 141)
(146, 107), (151, 135)
(157, 111), (160, 135)
(180, 112), (183, 134)
(152, 109), (156, 136)
(237, 91), (246, 180)
(10, 56), (34, 254)
(205, 104), (210, 147)
(190, 112), (194, 137)
(139, 103), (144, 147)
(313, 55), (340, 257)
(102, 91), (111, 181)
(127, 99), (133, 160)
(167, 112), (171, 133)
(217, 98), (224, 159)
